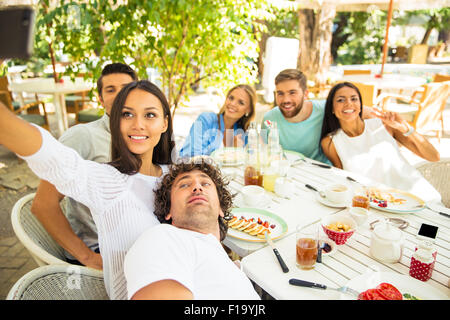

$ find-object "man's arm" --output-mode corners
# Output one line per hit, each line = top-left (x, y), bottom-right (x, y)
(131, 279), (193, 300)
(31, 180), (102, 270)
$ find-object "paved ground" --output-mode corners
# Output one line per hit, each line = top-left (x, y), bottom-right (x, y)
(0, 91), (449, 299)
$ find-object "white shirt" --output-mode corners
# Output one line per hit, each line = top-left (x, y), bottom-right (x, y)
(332, 118), (441, 202)
(20, 126), (167, 300)
(58, 114), (111, 259)
(124, 224), (261, 300)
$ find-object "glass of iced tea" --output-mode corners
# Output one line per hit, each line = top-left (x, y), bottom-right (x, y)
(352, 187), (370, 210)
(296, 225), (318, 270)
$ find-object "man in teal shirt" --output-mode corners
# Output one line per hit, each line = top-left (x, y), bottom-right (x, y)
(262, 69), (331, 164)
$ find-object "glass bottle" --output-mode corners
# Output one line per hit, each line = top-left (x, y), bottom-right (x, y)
(263, 122), (282, 192)
(244, 122), (262, 186)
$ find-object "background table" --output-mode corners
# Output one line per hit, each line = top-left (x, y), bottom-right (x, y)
(339, 73), (426, 92)
(9, 77), (93, 137)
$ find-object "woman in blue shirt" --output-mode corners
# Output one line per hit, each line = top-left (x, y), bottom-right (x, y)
(179, 84), (256, 157)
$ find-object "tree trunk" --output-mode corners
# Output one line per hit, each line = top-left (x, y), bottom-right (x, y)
(298, 5), (336, 86)
(421, 27), (433, 45)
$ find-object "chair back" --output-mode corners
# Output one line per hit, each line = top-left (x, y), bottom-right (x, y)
(433, 73), (450, 82)
(343, 69), (371, 75)
(0, 76), (14, 109)
(6, 265), (108, 300)
(415, 158), (450, 208)
(352, 82), (376, 107)
(412, 81), (450, 136)
(11, 193), (69, 266)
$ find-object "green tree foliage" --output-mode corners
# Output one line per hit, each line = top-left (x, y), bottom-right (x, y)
(332, 10), (386, 65)
(32, 0), (270, 116)
(392, 8), (450, 44)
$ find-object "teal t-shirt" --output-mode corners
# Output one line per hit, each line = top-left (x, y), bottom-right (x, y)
(262, 100), (331, 164)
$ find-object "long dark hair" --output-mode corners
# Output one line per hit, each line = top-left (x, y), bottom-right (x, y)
(109, 80), (174, 174)
(319, 82), (363, 144)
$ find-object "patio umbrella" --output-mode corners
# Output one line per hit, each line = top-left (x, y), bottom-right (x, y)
(294, 0), (450, 76)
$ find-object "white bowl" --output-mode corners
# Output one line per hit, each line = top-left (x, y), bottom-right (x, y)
(324, 183), (351, 204)
(241, 185), (265, 206)
(349, 207), (369, 226)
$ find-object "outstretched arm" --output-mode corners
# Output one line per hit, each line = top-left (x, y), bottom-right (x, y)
(0, 102), (42, 156)
(371, 107), (440, 162)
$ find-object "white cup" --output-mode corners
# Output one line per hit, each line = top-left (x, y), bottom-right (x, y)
(241, 185), (265, 206)
(324, 183), (350, 204)
(349, 206), (369, 225)
(274, 177), (292, 198)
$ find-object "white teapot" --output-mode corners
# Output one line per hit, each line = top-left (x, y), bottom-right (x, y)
(370, 219), (404, 263)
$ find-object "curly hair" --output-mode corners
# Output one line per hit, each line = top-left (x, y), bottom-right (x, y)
(154, 158), (234, 241)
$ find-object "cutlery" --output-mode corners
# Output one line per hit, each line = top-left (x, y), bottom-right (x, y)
(438, 211), (450, 218)
(265, 232), (289, 273)
(415, 204), (450, 218)
(305, 184), (326, 198)
(289, 279), (360, 298)
(316, 242), (324, 263)
(292, 158), (331, 169)
(346, 176), (359, 184)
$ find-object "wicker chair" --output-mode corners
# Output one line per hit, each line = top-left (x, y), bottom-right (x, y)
(379, 81), (450, 140)
(6, 265), (108, 300)
(11, 193), (70, 266)
(415, 158), (450, 208)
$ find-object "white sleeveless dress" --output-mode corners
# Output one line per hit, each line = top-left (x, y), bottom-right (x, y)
(332, 118), (441, 202)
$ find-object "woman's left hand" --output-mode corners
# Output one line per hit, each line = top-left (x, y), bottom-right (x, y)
(370, 107), (409, 134)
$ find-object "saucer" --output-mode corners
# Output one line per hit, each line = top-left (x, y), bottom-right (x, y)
(316, 193), (349, 208)
(233, 192), (272, 209)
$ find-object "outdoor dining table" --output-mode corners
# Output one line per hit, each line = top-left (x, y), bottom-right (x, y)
(221, 155), (450, 300)
(339, 73), (427, 92)
(9, 77), (93, 137)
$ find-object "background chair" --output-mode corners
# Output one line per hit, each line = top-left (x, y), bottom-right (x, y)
(379, 81), (450, 140)
(352, 82), (377, 107)
(76, 106), (105, 123)
(433, 73), (450, 83)
(0, 76), (50, 130)
(6, 265), (108, 300)
(415, 158), (450, 208)
(11, 193), (71, 266)
(65, 90), (105, 124)
(343, 69), (371, 75)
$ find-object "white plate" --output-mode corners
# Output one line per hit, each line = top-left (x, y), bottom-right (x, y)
(368, 188), (425, 214)
(233, 192), (272, 209)
(316, 193), (350, 208)
(283, 150), (304, 165)
(210, 147), (245, 166)
(341, 272), (449, 300)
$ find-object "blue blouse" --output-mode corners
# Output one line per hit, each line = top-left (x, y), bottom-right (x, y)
(179, 112), (245, 157)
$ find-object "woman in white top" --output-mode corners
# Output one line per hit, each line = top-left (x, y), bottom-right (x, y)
(0, 80), (175, 300)
(320, 82), (441, 202)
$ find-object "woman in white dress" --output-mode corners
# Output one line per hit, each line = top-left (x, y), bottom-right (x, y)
(320, 82), (441, 202)
(0, 80), (174, 300)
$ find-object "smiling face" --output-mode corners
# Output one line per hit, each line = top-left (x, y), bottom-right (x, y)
(119, 88), (168, 160)
(166, 169), (223, 235)
(223, 87), (251, 121)
(332, 86), (362, 123)
(275, 80), (308, 119)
